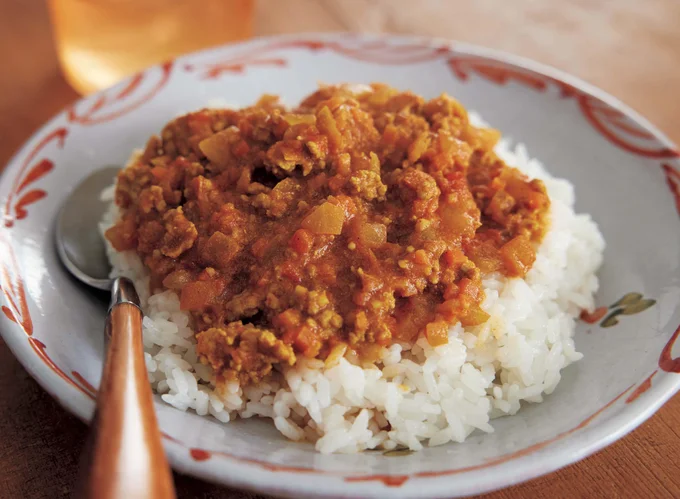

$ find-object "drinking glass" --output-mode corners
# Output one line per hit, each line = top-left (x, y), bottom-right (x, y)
(48, 0), (255, 94)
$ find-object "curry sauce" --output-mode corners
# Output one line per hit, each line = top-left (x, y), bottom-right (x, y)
(106, 84), (549, 385)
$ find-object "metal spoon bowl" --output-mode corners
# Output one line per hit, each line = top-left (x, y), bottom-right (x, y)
(56, 166), (119, 290)
(56, 168), (176, 499)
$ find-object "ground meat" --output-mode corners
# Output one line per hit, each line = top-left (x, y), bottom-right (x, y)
(196, 324), (295, 385)
(349, 170), (387, 201)
(106, 83), (549, 386)
(159, 208), (197, 258)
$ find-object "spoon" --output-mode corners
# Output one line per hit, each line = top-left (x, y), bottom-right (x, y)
(56, 167), (176, 499)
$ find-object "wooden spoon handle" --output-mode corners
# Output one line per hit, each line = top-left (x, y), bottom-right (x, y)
(75, 278), (175, 499)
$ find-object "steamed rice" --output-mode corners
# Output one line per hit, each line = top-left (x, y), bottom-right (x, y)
(100, 111), (604, 454)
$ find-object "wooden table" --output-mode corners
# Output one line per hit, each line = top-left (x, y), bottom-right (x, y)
(1, 1), (679, 497)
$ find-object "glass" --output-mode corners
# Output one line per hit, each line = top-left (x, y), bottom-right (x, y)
(48, 0), (254, 95)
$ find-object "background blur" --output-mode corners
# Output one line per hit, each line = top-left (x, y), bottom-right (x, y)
(1, 1), (679, 498)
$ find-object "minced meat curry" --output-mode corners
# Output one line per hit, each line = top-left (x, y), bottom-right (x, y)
(106, 84), (549, 386)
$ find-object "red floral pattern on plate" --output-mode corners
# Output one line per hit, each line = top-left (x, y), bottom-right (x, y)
(446, 55), (679, 160)
(580, 307), (608, 324)
(0, 233), (33, 335)
(662, 163), (680, 216)
(28, 338), (95, 399)
(184, 39), (452, 79)
(72, 371), (98, 397)
(660, 324), (680, 373)
(0, 232), (95, 400)
(67, 61), (173, 125)
(626, 371), (658, 403)
(3, 128), (67, 228)
(184, 58), (287, 79)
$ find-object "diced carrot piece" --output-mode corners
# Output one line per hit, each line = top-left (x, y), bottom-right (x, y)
(436, 299), (460, 322)
(293, 325), (321, 357)
(274, 309), (302, 330)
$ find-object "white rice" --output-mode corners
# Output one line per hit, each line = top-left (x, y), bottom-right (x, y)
(100, 111), (604, 454)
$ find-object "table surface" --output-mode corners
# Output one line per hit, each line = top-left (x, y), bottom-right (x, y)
(1, 0), (679, 497)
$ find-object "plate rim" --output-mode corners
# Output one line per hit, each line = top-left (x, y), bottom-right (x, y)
(0, 31), (679, 498)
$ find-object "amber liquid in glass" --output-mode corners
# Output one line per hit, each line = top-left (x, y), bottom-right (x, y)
(48, 0), (254, 95)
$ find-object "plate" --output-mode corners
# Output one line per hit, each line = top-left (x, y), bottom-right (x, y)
(1, 33), (679, 498)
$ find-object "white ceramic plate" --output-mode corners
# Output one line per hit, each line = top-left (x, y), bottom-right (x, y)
(1, 33), (679, 498)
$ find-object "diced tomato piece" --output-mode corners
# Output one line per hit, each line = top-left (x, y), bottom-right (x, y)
(279, 261), (302, 283)
(104, 216), (137, 251)
(162, 269), (193, 290)
(441, 248), (465, 267)
(150, 166), (168, 181)
(289, 228), (314, 255)
(232, 139), (250, 157)
(251, 237), (270, 259)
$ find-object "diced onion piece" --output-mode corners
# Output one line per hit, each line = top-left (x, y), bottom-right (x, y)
(357, 222), (387, 248)
(202, 231), (239, 268)
(460, 305), (490, 327)
(301, 202), (345, 235)
(467, 240), (502, 273)
(162, 269), (193, 290)
(198, 129), (233, 167)
(440, 203), (478, 239)
(499, 235), (535, 277)
(282, 113), (316, 126)
(316, 106), (342, 150)
(325, 343), (348, 368)
(425, 321), (449, 347)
